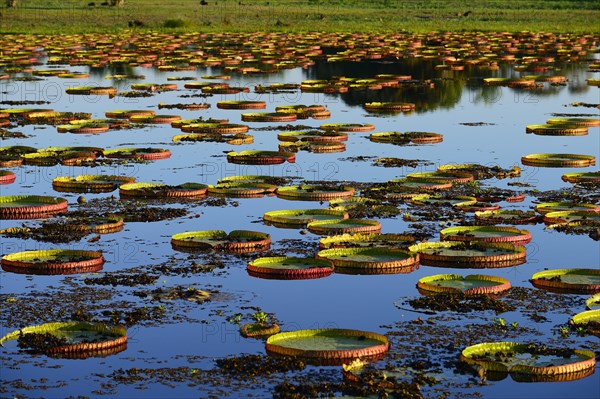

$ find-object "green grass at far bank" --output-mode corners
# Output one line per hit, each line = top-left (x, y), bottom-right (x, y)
(0, 0), (599, 34)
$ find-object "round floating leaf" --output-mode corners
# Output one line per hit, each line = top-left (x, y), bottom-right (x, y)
(227, 150), (295, 165)
(276, 185), (355, 201)
(208, 182), (277, 197)
(461, 341), (596, 382)
(319, 233), (416, 249)
(417, 274), (511, 295)
(266, 329), (389, 365)
(0, 195), (68, 219)
(1, 249), (104, 275)
(119, 182), (208, 198)
(52, 175), (136, 193)
(534, 202), (600, 214)
(440, 226), (532, 245)
(521, 153), (595, 168)
(0, 321), (127, 359)
(307, 219), (381, 235)
(264, 209), (348, 226)
(247, 256), (334, 280)
(104, 147), (171, 160)
(317, 247), (418, 271)
(409, 241), (526, 267)
(561, 172), (600, 184)
(171, 230), (271, 253)
(530, 268), (600, 294)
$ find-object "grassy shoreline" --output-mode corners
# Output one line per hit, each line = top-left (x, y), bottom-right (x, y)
(0, 0), (599, 34)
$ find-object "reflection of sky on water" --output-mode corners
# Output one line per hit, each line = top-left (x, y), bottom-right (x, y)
(1, 57), (599, 398)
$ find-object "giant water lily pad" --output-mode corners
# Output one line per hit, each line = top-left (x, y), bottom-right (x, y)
(411, 194), (477, 206)
(247, 257), (334, 280)
(534, 202), (600, 214)
(0, 170), (16, 185)
(417, 274), (511, 296)
(543, 210), (600, 225)
(104, 147), (171, 160)
(52, 175), (136, 193)
(307, 219), (381, 235)
(406, 171), (474, 183)
(587, 294), (600, 310)
(530, 268), (600, 294)
(571, 309), (600, 337)
(562, 172), (600, 184)
(460, 342), (596, 382)
(266, 329), (389, 365)
(319, 233), (416, 249)
(525, 124), (588, 136)
(0, 195), (68, 219)
(521, 153), (595, 168)
(263, 209), (348, 227)
(276, 185), (355, 201)
(317, 247), (418, 272)
(369, 131), (443, 145)
(0, 322), (127, 359)
(120, 182), (208, 198)
(278, 130), (347, 143)
(208, 182), (277, 197)
(171, 230), (270, 253)
(1, 249), (104, 275)
(409, 241), (526, 267)
(227, 150), (295, 165)
(440, 226), (532, 245)
(475, 210), (539, 224)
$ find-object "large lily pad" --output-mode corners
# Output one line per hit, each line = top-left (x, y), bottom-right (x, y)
(460, 341), (596, 382)
(530, 268), (600, 294)
(0, 322), (127, 359)
(266, 329), (389, 365)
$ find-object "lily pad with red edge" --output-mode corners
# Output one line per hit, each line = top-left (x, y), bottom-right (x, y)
(475, 209), (539, 224)
(119, 182), (208, 199)
(0, 170), (16, 185)
(277, 130), (348, 143)
(1, 249), (104, 275)
(0, 195), (68, 219)
(240, 323), (280, 338)
(247, 256), (334, 280)
(227, 150), (295, 165)
(320, 123), (375, 132)
(0, 322), (127, 359)
(307, 219), (381, 235)
(586, 294), (600, 310)
(460, 342), (596, 382)
(52, 175), (135, 193)
(319, 233), (416, 249)
(266, 329), (389, 365)
(521, 153), (595, 168)
(317, 247), (418, 272)
(208, 182), (277, 198)
(276, 185), (355, 201)
(171, 230), (270, 253)
(263, 209), (348, 227)
(571, 309), (600, 337)
(530, 268), (600, 294)
(104, 148), (171, 161)
(542, 210), (600, 225)
(440, 226), (532, 245)
(534, 202), (600, 214)
(417, 274), (511, 296)
(409, 241), (526, 268)
(561, 172), (600, 184)
(369, 131), (443, 145)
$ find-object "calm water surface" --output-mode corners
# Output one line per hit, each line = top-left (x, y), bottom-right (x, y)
(1, 54), (599, 398)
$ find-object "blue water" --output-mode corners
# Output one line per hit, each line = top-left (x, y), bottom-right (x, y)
(1, 54), (599, 399)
